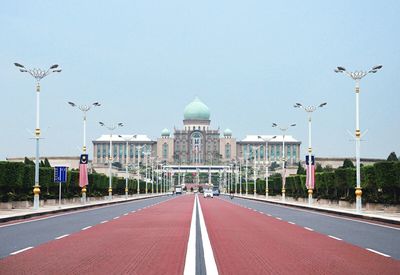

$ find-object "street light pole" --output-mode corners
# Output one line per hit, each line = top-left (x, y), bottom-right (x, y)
(118, 135), (137, 199)
(99, 122), (123, 200)
(136, 145), (145, 195)
(68, 101), (101, 203)
(294, 102), (327, 205)
(258, 136), (276, 199)
(14, 63), (61, 210)
(272, 123), (296, 201)
(335, 65), (382, 213)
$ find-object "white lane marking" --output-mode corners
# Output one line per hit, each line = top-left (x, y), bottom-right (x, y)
(288, 221), (295, 225)
(100, 220), (108, 224)
(267, 214), (272, 217)
(123, 213), (129, 216)
(258, 211), (263, 214)
(276, 217), (282, 220)
(197, 195), (219, 274)
(113, 216), (120, 220)
(366, 248), (391, 257)
(10, 246), (33, 255)
(183, 194), (197, 275)
(328, 235), (342, 241)
(55, 234), (69, 240)
(131, 210), (136, 213)
(250, 199), (400, 231)
(304, 227), (314, 231)
(82, 226), (92, 231)
(0, 197), (166, 229)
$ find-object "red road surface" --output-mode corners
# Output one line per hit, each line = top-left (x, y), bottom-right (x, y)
(0, 195), (194, 275)
(200, 197), (400, 275)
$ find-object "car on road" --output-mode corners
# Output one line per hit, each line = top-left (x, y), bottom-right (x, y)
(212, 187), (220, 196)
(175, 186), (182, 195)
(203, 189), (213, 198)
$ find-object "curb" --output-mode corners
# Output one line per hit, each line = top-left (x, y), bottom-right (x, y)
(232, 195), (400, 226)
(0, 194), (167, 224)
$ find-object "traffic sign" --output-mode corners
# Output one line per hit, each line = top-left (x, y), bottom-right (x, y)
(54, 166), (67, 183)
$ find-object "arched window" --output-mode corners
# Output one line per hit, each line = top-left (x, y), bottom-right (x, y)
(225, 143), (231, 159)
(191, 131), (203, 163)
(162, 143), (168, 159)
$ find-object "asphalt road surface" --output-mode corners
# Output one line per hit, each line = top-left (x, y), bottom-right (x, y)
(0, 194), (399, 274)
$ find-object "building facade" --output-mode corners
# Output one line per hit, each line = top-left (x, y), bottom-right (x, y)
(92, 97), (301, 168)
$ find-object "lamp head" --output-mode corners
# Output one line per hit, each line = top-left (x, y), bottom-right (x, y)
(319, 102), (327, 107)
(68, 101), (76, 107)
(14, 63), (25, 68)
(335, 66), (346, 73)
(290, 123), (296, 127)
(294, 103), (302, 108)
(49, 64), (59, 69)
(372, 65), (383, 70)
(272, 123), (277, 127)
(93, 102), (101, 106)
(118, 123), (124, 127)
(99, 122), (105, 126)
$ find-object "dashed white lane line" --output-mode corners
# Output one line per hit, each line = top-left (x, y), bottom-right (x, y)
(328, 235), (342, 241)
(304, 227), (314, 231)
(123, 213), (129, 216)
(82, 226), (92, 231)
(100, 220), (108, 224)
(10, 247), (33, 255)
(288, 221), (296, 225)
(55, 234), (69, 240)
(113, 216), (120, 220)
(267, 214), (272, 217)
(276, 217), (282, 220)
(366, 248), (391, 257)
(131, 210), (136, 213)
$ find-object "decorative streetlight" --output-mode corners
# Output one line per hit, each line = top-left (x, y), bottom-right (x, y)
(272, 123), (296, 201)
(143, 146), (151, 194)
(68, 101), (101, 203)
(136, 145), (146, 195)
(118, 135), (137, 199)
(99, 122), (123, 199)
(335, 65), (382, 213)
(14, 63), (61, 210)
(244, 151), (250, 195)
(253, 146), (261, 197)
(257, 136), (277, 199)
(294, 102), (327, 205)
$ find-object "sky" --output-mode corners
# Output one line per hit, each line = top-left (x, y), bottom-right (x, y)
(1, 0), (399, 161)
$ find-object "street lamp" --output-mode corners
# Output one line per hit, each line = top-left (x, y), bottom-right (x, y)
(99, 121), (123, 199)
(258, 135), (277, 199)
(253, 146), (261, 197)
(14, 63), (61, 210)
(135, 145), (146, 195)
(68, 101), (101, 203)
(335, 65), (382, 213)
(118, 135), (137, 199)
(294, 102), (327, 205)
(272, 123), (296, 201)
(143, 146), (151, 194)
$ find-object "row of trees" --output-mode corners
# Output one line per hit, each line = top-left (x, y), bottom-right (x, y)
(0, 162), (163, 202)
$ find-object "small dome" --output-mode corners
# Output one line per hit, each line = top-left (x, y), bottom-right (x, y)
(161, 128), (170, 137)
(183, 97), (210, 120)
(224, 128), (232, 136)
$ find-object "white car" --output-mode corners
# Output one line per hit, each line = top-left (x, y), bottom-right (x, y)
(203, 189), (213, 198)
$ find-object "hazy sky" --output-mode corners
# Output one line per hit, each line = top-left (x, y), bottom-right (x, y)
(1, 0), (399, 161)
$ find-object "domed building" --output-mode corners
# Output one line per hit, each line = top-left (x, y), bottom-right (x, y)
(92, 97), (301, 170)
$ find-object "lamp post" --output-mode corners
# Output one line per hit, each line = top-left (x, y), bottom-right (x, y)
(257, 136), (276, 199)
(68, 101), (101, 203)
(99, 122), (123, 200)
(135, 145), (145, 195)
(245, 152), (250, 195)
(143, 146), (151, 194)
(118, 135), (137, 199)
(335, 65), (382, 213)
(294, 102), (327, 205)
(14, 63), (61, 210)
(252, 146), (262, 197)
(272, 123), (296, 201)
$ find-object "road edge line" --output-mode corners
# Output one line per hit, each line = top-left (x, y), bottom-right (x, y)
(184, 195), (197, 275)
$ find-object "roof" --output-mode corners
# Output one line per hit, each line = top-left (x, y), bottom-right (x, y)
(183, 97), (211, 120)
(240, 135), (300, 143)
(94, 134), (153, 142)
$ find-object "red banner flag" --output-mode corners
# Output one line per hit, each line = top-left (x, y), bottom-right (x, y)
(305, 164), (315, 189)
(79, 154), (89, 187)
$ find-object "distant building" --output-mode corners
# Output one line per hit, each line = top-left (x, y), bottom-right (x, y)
(92, 97), (302, 168)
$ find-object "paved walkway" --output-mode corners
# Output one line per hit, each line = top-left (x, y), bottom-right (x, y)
(233, 193), (400, 224)
(0, 193), (168, 223)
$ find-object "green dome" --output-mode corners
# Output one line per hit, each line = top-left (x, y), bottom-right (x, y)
(183, 97), (210, 120)
(224, 128), (232, 136)
(161, 128), (170, 137)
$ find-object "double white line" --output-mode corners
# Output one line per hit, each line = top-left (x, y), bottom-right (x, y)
(184, 195), (218, 275)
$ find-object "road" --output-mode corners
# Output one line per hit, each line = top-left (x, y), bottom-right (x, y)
(0, 194), (399, 274)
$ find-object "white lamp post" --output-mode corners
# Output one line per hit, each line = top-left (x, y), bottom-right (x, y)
(258, 136), (276, 199)
(99, 122), (123, 200)
(294, 102), (327, 205)
(68, 101), (101, 203)
(15, 63), (61, 210)
(135, 145), (145, 195)
(272, 123), (296, 201)
(118, 135), (137, 199)
(335, 65), (382, 213)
